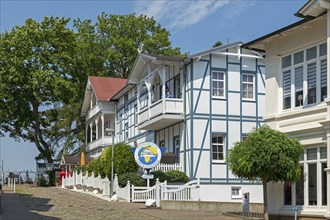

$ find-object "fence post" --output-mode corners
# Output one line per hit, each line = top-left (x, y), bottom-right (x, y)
(156, 178), (160, 207)
(114, 174), (118, 194)
(127, 181), (131, 202)
(197, 178), (201, 201)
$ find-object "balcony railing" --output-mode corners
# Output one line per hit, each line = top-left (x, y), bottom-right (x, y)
(87, 102), (115, 120)
(87, 136), (114, 152)
(138, 98), (183, 130)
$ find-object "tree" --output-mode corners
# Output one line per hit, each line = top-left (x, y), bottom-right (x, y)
(53, 13), (182, 153)
(73, 13), (182, 79)
(0, 17), (78, 185)
(212, 41), (223, 48)
(227, 125), (303, 220)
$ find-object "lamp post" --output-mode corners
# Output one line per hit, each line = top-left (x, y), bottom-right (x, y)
(0, 133), (4, 185)
(105, 127), (115, 197)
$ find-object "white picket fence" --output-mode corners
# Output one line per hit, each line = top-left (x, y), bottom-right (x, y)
(62, 171), (111, 196)
(62, 171), (200, 207)
(126, 178), (200, 207)
(152, 163), (182, 172)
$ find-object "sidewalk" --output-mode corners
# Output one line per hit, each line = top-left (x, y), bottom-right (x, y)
(0, 185), (241, 220)
(0, 186), (58, 220)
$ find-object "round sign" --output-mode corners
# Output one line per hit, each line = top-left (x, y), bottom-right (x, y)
(134, 142), (162, 169)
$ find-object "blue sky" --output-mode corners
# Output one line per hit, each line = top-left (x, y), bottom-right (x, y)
(0, 0), (305, 173)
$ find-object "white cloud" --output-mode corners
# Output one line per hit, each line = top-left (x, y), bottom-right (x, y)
(134, 0), (255, 31)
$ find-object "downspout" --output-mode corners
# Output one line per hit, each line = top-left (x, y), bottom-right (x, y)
(182, 58), (190, 174)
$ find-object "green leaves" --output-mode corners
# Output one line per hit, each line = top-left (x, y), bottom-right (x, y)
(227, 125), (303, 183)
(0, 16), (77, 162)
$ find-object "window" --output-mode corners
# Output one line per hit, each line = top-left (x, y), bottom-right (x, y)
(283, 70), (291, 109)
(212, 71), (225, 97)
(212, 135), (224, 160)
(174, 136), (180, 162)
(321, 59), (327, 102)
(295, 66), (303, 107)
(134, 105), (138, 125)
(242, 73), (254, 99)
(283, 147), (327, 207)
(231, 187), (241, 199)
(307, 62), (317, 104)
(281, 42), (328, 110)
(174, 76), (182, 98)
(160, 140), (165, 148)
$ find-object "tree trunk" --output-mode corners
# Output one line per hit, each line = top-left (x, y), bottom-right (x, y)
(263, 180), (269, 220)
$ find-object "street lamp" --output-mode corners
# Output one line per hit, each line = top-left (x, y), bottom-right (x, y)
(105, 127), (115, 197)
(0, 133), (4, 185)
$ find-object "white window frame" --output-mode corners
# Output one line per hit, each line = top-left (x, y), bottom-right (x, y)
(281, 42), (327, 111)
(212, 134), (225, 161)
(212, 71), (225, 98)
(242, 73), (255, 100)
(231, 186), (242, 199)
(283, 146), (327, 207)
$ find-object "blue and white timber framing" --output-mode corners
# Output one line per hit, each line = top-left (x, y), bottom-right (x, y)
(108, 42), (266, 202)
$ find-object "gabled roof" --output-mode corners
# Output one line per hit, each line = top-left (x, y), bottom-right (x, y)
(88, 76), (127, 101)
(127, 53), (182, 84)
(188, 41), (244, 58)
(81, 76), (127, 117)
(295, 0), (329, 18)
(61, 155), (93, 166)
(242, 0), (329, 52)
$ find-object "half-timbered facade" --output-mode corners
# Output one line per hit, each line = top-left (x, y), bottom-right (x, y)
(103, 42), (266, 202)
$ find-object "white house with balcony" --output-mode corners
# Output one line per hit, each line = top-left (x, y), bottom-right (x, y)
(243, 0), (330, 219)
(81, 76), (127, 158)
(108, 42), (266, 202)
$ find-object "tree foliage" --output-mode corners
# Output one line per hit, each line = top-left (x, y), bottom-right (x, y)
(0, 17), (78, 167)
(74, 13), (182, 79)
(227, 125), (303, 220)
(86, 143), (138, 179)
(53, 13), (182, 154)
(212, 41), (223, 48)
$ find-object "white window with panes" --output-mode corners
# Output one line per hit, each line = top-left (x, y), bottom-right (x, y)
(212, 134), (225, 161)
(283, 147), (327, 207)
(212, 71), (225, 97)
(242, 73), (254, 99)
(282, 43), (327, 110)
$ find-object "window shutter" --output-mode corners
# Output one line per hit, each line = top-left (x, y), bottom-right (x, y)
(283, 70), (291, 97)
(321, 59), (327, 89)
(307, 63), (316, 89)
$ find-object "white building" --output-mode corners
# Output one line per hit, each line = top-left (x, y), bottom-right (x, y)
(243, 0), (330, 218)
(81, 76), (127, 158)
(81, 42), (266, 202)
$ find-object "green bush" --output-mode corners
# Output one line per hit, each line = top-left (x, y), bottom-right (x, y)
(166, 170), (190, 183)
(150, 170), (167, 184)
(150, 170), (189, 185)
(86, 157), (105, 178)
(37, 175), (48, 187)
(100, 144), (138, 179)
(118, 172), (145, 187)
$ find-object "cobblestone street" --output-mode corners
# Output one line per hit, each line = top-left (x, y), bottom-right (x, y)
(1, 185), (241, 220)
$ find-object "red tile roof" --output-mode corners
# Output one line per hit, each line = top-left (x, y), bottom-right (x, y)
(89, 76), (127, 101)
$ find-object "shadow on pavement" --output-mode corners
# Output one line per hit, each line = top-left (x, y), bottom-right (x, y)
(1, 188), (60, 220)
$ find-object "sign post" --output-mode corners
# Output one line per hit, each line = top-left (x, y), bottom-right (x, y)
(133, 142), (163, 186)
(242, 192), (250, 216)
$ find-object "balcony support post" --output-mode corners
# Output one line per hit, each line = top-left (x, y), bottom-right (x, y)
(101, 113), (104, 139)
(90, 123), (93, 143)
(95, 118), (99, 140)
(160, 67), (166, 114)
